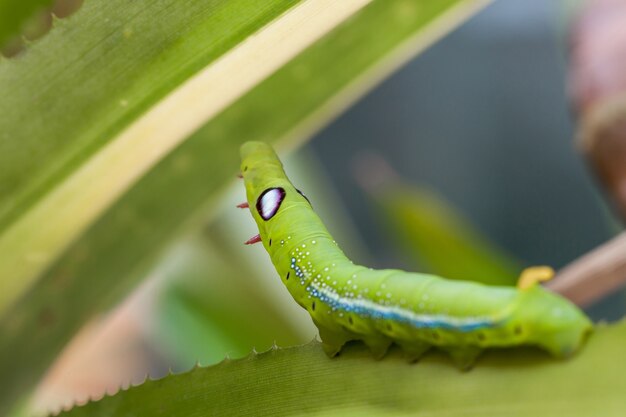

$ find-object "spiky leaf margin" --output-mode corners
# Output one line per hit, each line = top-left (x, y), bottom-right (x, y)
(59, 322), (624, 417)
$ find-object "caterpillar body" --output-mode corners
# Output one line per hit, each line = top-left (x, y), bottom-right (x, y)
(239, 141), (592, 368)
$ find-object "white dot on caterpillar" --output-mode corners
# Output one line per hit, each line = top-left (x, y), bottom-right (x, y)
(312, 240), (316, 244)
(347, 280), (352, 285)
(302, 244), (306, 248)
(352, 285), (357, 290)
(324, 267), (329, 271)
(386, 293), (391, 298)
(381, 284), (386, 289)
(376, 291), (381, 297)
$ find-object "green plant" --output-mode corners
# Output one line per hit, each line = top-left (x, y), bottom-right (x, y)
(1, 0), (624, 416)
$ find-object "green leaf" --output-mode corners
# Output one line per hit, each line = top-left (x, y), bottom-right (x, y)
(0, 0), (302, 313)
(0, 0), (491, 413)
(58, 322), (624, 417)
(365, 181), (520, 285)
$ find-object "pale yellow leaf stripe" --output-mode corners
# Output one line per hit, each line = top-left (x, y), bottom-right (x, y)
(0, 0), (372, 315)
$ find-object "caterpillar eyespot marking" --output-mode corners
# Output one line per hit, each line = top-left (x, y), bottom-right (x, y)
(256, 187), (285, 221)
(239, 142), (592, 367)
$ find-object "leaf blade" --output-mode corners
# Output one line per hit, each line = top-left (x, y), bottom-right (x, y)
(59, 323), (624, 417)
(0, 0), (313, 313)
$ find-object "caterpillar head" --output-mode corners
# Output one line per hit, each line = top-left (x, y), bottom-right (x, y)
(240, 142), (311, 246)
(514, 287), (593, 358)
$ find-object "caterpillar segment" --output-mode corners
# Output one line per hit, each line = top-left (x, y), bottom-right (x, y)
(239, 141), (592, 369)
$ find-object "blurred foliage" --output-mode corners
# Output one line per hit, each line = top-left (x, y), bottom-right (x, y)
(0, 0), (484, 414)
(363, 179), (520, 285)
(353, 152), (521, 285)
(60, 321), (625, 417)
(151, 235), (305, 370)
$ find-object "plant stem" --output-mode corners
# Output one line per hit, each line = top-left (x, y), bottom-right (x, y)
(548, 232), (626, 306)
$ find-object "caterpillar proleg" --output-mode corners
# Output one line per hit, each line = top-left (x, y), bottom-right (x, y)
(239, 141), (592, 368)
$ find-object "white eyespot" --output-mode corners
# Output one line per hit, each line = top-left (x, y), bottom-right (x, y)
(256, 187), (285, 220)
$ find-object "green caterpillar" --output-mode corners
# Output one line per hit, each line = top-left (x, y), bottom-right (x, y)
(239, 141), (592, 368)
